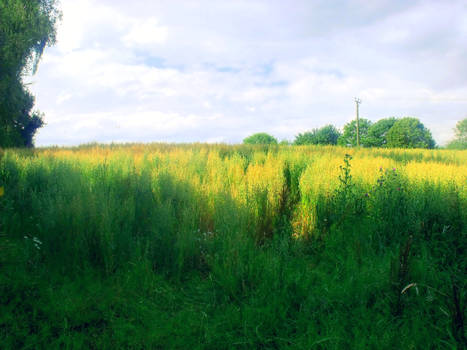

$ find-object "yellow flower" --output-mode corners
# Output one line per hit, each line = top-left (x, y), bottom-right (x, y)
(0, 186), (4, 197)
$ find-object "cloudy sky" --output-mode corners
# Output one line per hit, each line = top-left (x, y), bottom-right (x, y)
(27, 0), (467, 146)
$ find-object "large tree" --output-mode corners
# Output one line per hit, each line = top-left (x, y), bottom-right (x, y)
(446, 118), (467, 150)
(386, 117), (435, 149)
(294, 125), (340, 145)
(0, 0), (60, 147)
(243, 132), (278, 145)
(337, 118), (372, 147)
(363, 117), (397, 148)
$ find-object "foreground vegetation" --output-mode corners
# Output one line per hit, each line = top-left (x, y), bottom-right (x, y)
(0, 144), (466, 349)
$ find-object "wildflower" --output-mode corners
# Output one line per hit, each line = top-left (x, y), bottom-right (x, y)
(365, 193), (369, 197)
(0, 186), (4, 197)
(392, 168), (396, 171)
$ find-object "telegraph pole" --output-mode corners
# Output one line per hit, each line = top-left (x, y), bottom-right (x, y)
(354, 98), (362, 147)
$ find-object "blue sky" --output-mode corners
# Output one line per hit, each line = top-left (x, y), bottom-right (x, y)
(27, 0), (467, 146)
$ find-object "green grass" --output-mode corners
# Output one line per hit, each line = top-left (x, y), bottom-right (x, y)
(0, 144), (466, 349)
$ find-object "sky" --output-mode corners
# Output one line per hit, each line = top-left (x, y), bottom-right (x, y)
(26, 0), (467, 146)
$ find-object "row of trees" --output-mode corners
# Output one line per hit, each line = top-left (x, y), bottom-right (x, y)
(339, 117), (435, 148)
(0, 0), (60, 147)
(244, 117), (440, 148)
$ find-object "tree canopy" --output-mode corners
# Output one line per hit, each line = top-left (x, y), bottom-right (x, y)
(363, 117), (397, 148)
(385, 117), (435, 149)
(243, 132), (278, 145)
(0, 0), (60, 147)
(337, 118), (372, 147)
(446, 118), (467, 150)
(335, 117), (435, 149)
(294, 125), (341, 145)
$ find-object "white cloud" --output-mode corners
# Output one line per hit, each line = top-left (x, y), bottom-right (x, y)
(56, 92), (73, 104)
(27, 0), (467, 147)
(122, 18), (168, 47)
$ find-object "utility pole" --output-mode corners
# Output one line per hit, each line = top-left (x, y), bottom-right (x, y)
(354, 97), (362, 147)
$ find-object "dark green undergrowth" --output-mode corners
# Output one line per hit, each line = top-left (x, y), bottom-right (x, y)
(0, 148), (466, 349)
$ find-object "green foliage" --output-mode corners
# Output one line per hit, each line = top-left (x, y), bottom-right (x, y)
(0, 0), (60, 147)
(243, 132), (278, 145)
(447, 118), (467, 149)
(294, 124), (341, 145)
(386, 117), (435, 149)
(330, 154), (366, 226)
(454, 118), (467, 138)
(370, 166), (410, 246)
(337, 118), (372, 147)
(364, 117), (397, 147)
(293, 130), (317, 145)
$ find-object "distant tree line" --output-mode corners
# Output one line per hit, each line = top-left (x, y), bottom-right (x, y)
(244, 117), (439, 149)
(0, 0), (60, 147)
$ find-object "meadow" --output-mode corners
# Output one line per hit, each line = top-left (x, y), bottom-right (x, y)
(0, 144), (466, 349)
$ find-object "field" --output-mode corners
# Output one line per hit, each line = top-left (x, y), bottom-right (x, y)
(0, 144), (466, 349)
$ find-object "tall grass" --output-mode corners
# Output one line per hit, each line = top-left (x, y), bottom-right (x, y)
(0, 144), (466, 349)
